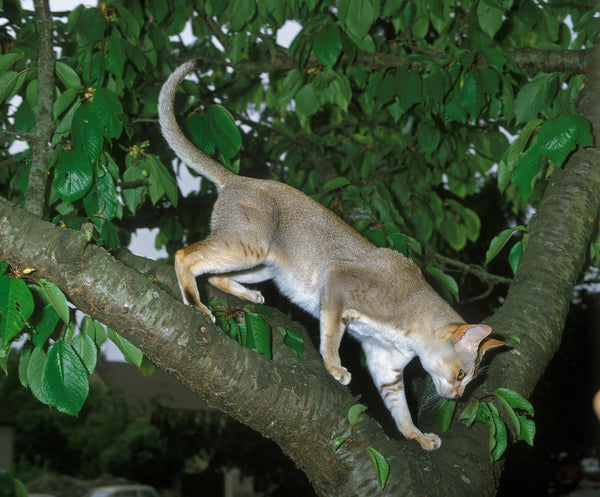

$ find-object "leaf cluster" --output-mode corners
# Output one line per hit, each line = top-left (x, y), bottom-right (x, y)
(0, 262), (144, 416)
(439, 388), (535, 462)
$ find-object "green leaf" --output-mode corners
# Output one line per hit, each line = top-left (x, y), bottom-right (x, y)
(344, 0), (375, 40)
(508, 240), (523, 274)
(477, 0), (504, 38)
(187, 112), (216, 155)
(38, 279), (70, 325)
(537, 116), (579, 167)
(367, 447), (390, 489)
(55, 61), (81, 88)
(145, 155), (178, 207)
(87, 88), (123, 141)
(494, 395), (521, 437)
(31, 305), (60, 349)
(438, 398), (457, 432)
(277, 326), (304, 360)
(517, 415), (536, 446)
(108, 328), (143, 367)
(569, 114), (593, 147)
(0, 53), (22, 73)
(122, 164), (147, 214)
(322, 177), (350, 192)
(208, 104), (242, 160)
(53, 148), (94, 202)
(490, 413), (508, 461)
(42, 341), (89, 415)
(72, 105), (104, 163)
(458, 401), (480, 426)
(295, 83), (320, 119)
(72, 333), (97, 374)
(512, 144), (543, 201)
(0, 275), (34, 343)
(494, 388), (534, 416)
(245, 313), (271, 359)
(84, 163), (119, 228)
(514, 73), (557, 124)
(348, 404), (367, 425)
(485, 226), (526, 264)
(427, 267), (459, 301)
(0, 71), (18, 104)
(313, 24), (342, 68)
(333, 436), (348, 450)
(26, 347), (48, 405)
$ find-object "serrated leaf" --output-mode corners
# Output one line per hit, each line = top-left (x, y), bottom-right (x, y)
(494, 388), (534, 416)
(87, 88), (123, 141)
(108, 328), (143, 367)
(72, 105), (104, 163)
(490, 413), (508, 461)
(367, 447), (390, 489)
(26, 347), (48, 405)
(53, 148), (94, 202)
(438, 398), (457, 432)
(187, 112), (216, 155)
(208, 104), (242, 160)
(42, 341), (89, 415)
(245, 313), (271, 359)
(514, 74), (557, 124)
(517, 415), (536, 446)
(32, 305), (60, 349)
(512, 144), (543, 201)
(72, 333), (97, 374)
(81, 316), (107, 347)
(0, 275), (34, 343)
(348, 404), (367, 425)
(38, 279), (70, 325)
(537, 117), (578, 167)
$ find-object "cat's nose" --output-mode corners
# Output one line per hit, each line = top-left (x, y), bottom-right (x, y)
(454, 394), (461, 399)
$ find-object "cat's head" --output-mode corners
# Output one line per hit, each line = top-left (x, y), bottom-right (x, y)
(421, 324), (505, 399)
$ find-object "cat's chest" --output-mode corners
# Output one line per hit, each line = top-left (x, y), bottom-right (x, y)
(346, 318), (413, 351)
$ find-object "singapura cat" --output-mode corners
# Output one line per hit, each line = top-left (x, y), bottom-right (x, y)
(158, 59), (504, 451)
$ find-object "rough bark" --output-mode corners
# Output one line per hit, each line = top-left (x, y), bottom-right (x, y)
(25, 0), (55, 217)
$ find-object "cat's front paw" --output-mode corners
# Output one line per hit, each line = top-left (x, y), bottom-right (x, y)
(248, 289), (265, 304)
(416, 432), (442, 451)
(327, 365), (352, 385)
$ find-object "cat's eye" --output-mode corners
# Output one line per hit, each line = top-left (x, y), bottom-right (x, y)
(456, 369), (466, 381)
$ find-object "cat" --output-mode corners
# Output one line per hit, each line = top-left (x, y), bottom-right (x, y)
(158, 59), (505, 451)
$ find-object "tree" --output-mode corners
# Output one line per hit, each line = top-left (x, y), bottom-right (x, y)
(0, 0), (598, 495)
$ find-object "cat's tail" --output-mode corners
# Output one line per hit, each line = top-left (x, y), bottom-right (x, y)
(158, 59), (235, 190)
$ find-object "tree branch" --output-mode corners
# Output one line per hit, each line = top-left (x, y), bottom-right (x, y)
(25, 0), (55, 218)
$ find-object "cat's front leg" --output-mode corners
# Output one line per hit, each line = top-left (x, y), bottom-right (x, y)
(362, 340), (442, 451)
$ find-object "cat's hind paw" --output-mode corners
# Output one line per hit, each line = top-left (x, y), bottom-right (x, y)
(417, 433), (442, 451)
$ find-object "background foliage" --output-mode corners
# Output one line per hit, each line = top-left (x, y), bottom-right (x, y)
(1, 0), (599, 495)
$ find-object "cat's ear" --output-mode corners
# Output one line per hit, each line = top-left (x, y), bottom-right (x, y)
(480, 338), (506, 356)
(453, 324), (492, 353)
